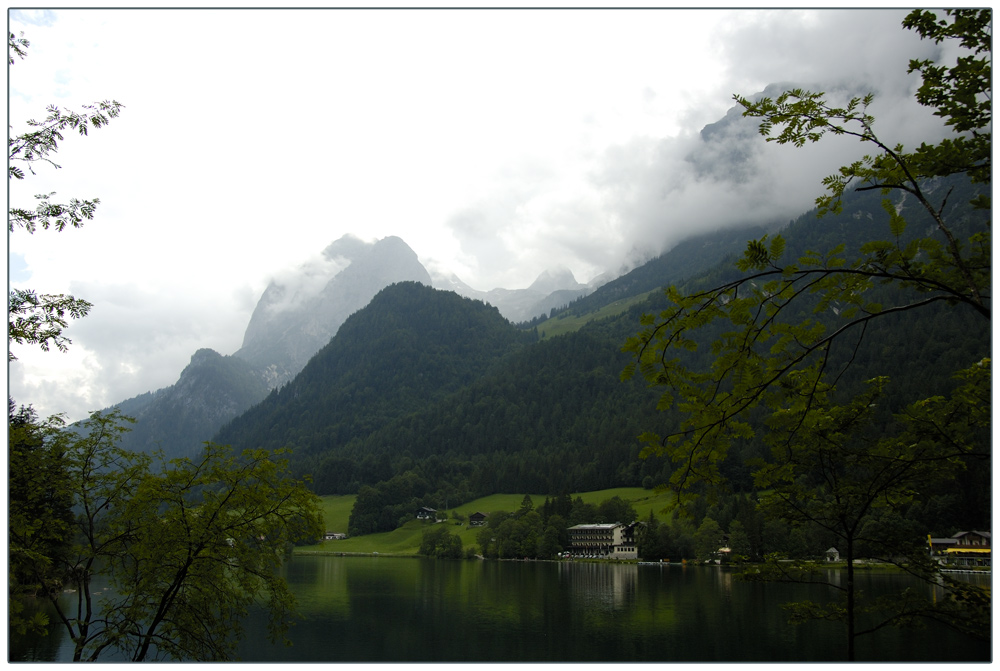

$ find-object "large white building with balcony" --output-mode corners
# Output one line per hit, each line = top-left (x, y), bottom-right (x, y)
(567, 522), (640, 559)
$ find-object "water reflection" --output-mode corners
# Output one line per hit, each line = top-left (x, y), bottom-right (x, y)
(558, 561), (637, 610)
(243, 557), (989, 663)
(11, 557), (990, 663)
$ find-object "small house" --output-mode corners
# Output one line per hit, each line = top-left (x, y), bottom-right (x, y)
(825, 547), (840, 562)
(416, 507), (437, 520)
(469, 512), (488, 527)
(324, 531), (346, 541)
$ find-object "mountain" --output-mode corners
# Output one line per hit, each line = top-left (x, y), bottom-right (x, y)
(433, 266), (592, 323)
(307, 325), (667, 499)
(99, 236), (434, 457)
(92, 231), (596, 460)
(235, 234), (433, 387)
(90, 82), (799, 460)
(213, 282), (538, 459)
(553, 225), (775, 319)
(112, 348), (270, 458)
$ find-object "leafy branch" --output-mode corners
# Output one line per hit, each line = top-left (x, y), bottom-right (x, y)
(9, 100), (124, 182)
(8, 31), (29, 64)
(8, 289), (93, 362)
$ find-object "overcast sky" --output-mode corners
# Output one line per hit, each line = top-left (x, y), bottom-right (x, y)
(8, 5), (954, 422)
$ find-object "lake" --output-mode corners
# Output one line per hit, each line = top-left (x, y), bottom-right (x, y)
(11, 556), (991, 663)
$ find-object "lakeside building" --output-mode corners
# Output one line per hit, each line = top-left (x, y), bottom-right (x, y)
(567, 522), (641, 559)
(928, 530), (991, 567)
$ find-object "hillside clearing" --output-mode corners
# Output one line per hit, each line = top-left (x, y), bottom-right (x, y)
(536, 290), (659, 339)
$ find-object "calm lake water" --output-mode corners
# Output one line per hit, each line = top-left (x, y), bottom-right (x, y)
(11, 556), (991, 663)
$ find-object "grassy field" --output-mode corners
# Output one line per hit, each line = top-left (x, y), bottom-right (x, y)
(536, 289), (659, 339)
(299, 486), (678, 556)
(317, 495), (356, 536)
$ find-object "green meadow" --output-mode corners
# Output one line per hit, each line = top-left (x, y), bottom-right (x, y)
(536, 290), (659, 339)
(299, 487), (677, 556)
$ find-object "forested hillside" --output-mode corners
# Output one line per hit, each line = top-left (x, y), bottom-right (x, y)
(550, 224), (772, 320)
(317, 330), (670, 494)
(213, 282), (538, 458)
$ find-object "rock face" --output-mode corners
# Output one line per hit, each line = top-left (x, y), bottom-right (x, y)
(112, 348), (270, 458)
(235, 235), (432, 387)
(527, 267), (585, 297)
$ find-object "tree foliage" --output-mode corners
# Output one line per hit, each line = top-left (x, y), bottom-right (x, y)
(476, 508), (565, 560)
(419, 525), (465, 560)
(622, 9), (991, 661)
(8, 30), (29, 64)
(8, 289), (92, 362)
(8, 400), (75, 635)
(35, 410), (323, 662)
(8, 92), (123, 196)
(744, 360), (990, 658)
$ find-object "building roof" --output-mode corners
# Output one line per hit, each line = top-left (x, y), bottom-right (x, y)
(568, 523), (622, 530)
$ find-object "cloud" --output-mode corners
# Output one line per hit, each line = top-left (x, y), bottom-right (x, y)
(437, 8), (954, 282)
(12, 280), (254, 417)
(260, 252), (355, 319)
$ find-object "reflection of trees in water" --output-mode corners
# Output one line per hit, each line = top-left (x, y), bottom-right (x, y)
(10, 572), (128, 662)
(10, 595), (70, 662)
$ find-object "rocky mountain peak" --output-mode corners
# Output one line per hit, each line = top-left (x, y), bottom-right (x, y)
(528, 267), (584, 296)
(234, 235), (432, 387)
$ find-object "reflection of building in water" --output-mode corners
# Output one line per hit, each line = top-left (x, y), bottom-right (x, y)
(566, 522), (640, 559)
(716, 567), (733, 596)
(559, 562), (638, 609)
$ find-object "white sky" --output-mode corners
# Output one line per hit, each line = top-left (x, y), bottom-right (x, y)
(8, 4), (951, 421)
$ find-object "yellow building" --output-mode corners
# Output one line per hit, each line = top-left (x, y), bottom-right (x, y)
(928, 530), (991, 567)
